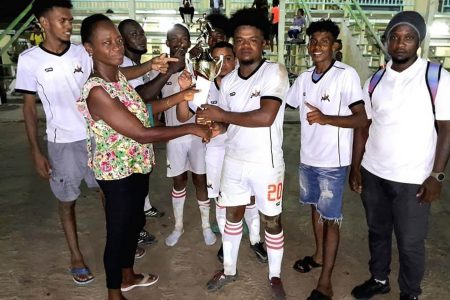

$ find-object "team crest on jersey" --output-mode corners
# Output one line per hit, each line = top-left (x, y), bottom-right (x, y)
(250, 87), (261, 98)
(321, 92), (330, 102)
(73, 64), (84, 73)
(207, 182), (213, 189)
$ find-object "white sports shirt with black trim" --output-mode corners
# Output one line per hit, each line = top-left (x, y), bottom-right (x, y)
(218, 59), (289, 167)
(15, 43), (91, 143)
(362, 58), (450, 184)
(286, 60), (364, 168)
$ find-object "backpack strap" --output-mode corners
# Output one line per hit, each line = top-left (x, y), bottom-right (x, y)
(425, 61), (442, 107)
(368, 67), (386, 100)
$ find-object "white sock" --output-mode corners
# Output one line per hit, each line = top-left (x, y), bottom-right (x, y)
(244, 204), (260, 245)
(165, 187), (186, 247)
(144, 195), (152, 211)
(198, 199), (216, 245)
(265, 230), (284, 279)
(215, 199), (226, 236)
(223, 220), (243, 276)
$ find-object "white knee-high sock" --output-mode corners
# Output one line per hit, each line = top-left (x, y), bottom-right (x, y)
(144, 194), (152, 211)
(172, 187), (186, 231)
(215, 199), (226, 236)
(244, 204), (260, 245)
(165, 187), (186, 247)
(265, 230), (284, 279)
(198, 199), (216, 245)
(223, 220), (243, 276)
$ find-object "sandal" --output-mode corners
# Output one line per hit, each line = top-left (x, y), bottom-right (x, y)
(293, 256), (322, 273)
(121, 273), (159, 292)
(70, 267), (95, 285)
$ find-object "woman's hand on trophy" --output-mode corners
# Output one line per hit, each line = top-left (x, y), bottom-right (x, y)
(150, 53), (179, 74)
(198, 104), (224, 123)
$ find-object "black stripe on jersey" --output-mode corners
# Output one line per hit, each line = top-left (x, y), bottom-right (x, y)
(269, 127), (274, 168)
(214, 78), (220, 90)
(332, 64), (345, 70)
(237, 59), (266, 80)
(40, 42), (71, 56)
(348, 99), (364, 109)
(14, 89), (36, 95)
(311, 59), (336, 84)
(19, 45), (41, 57)
(261, 96), (282, 103)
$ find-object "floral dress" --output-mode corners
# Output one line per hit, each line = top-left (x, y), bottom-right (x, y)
(77, 72), (155, 180)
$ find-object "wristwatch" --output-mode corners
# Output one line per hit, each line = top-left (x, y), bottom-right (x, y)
(430, 172), (446, 182)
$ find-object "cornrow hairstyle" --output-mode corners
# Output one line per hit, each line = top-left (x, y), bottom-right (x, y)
(306, 18), (340, 40)
(229, 7), (271, 40)
(81, 14), (112, 44)
(32, 0), (73, 19)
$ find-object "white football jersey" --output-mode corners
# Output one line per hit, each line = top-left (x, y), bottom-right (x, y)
(286, 60), (364, 167)
(15, 43), (91, 143)
(219, 60), (289, 167)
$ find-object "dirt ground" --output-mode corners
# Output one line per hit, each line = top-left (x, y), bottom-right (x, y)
(0, 105), (449, 300)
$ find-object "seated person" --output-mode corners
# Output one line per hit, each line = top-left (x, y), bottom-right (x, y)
(288, 8), (306, 41)
(179, 0), (195, 24)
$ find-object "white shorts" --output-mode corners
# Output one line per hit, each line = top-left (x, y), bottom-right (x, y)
(205, 145), (225, 198)
(166, 137), (206, 177)
(218, 158), (285, 217)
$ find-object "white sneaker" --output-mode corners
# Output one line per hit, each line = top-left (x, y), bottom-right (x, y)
(203, 227), (217, 246)
(165, 229), (184, 247)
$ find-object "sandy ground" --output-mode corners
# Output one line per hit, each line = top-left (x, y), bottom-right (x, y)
(0, 104), (449, 300)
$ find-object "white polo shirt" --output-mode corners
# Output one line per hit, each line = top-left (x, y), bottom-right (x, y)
(219, 60), (289, 167)
(120, 56), (145, 88)
(362, 58), (450, 184)
(161, 72), (196, 143)
(15, 43), (91, 143)
(286, 60), (364, 168)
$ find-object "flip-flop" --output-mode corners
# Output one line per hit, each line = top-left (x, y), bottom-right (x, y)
(121, 273), (159, 292)
(293, 256), (322, 273)
(71, 267), (95, 285)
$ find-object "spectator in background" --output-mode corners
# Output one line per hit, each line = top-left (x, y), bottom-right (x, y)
(269, 0), (280, 53)
(287, 8), (306, 42)
(210, 0), (223, 14)
(29, 23), (45, 46)
(252, 0), (269, 20)
(179, 0), (195, 24)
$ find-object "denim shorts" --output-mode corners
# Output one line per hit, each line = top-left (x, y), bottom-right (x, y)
(299, 163), (348, 222)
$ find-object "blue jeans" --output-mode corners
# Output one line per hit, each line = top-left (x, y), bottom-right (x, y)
(299, 163), (348, 222)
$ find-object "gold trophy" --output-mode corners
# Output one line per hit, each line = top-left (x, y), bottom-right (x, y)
(185, 18), (224, 124)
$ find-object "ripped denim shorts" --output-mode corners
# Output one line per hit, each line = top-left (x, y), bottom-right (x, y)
(299, 163), (348, 223)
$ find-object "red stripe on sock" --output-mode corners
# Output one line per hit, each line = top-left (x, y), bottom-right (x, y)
(224, 228), (243, 235)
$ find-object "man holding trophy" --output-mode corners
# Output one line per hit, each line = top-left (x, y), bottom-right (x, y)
(177, 13), (269, 265)
(195, 8), (290, 300)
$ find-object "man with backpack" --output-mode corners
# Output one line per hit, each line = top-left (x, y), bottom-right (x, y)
(349, 11), (450, 300)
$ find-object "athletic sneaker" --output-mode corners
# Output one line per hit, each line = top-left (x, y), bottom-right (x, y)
(206, 270), (238, 292)
(270, 277), (286, 300)
(250, 242), (268, 263)
(351, 277), (391, 299)
(138, 229), (157, 245)
(144, 207), (165, 218)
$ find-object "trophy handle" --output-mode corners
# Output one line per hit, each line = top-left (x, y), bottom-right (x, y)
(185, 53), (197, 84)
(212, 54), (224, 80)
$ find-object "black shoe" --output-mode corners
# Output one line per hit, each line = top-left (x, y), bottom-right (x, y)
(269, 277), (286, 300)
(351, 277), (390, 299)
(217, 244), (223, 263)
(206, 269), (238, 292)
(250, 242), (268, 263)
(400, 293), (418, 300)
(144, 206), (165, 218)
(138, 229), (157, 245)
